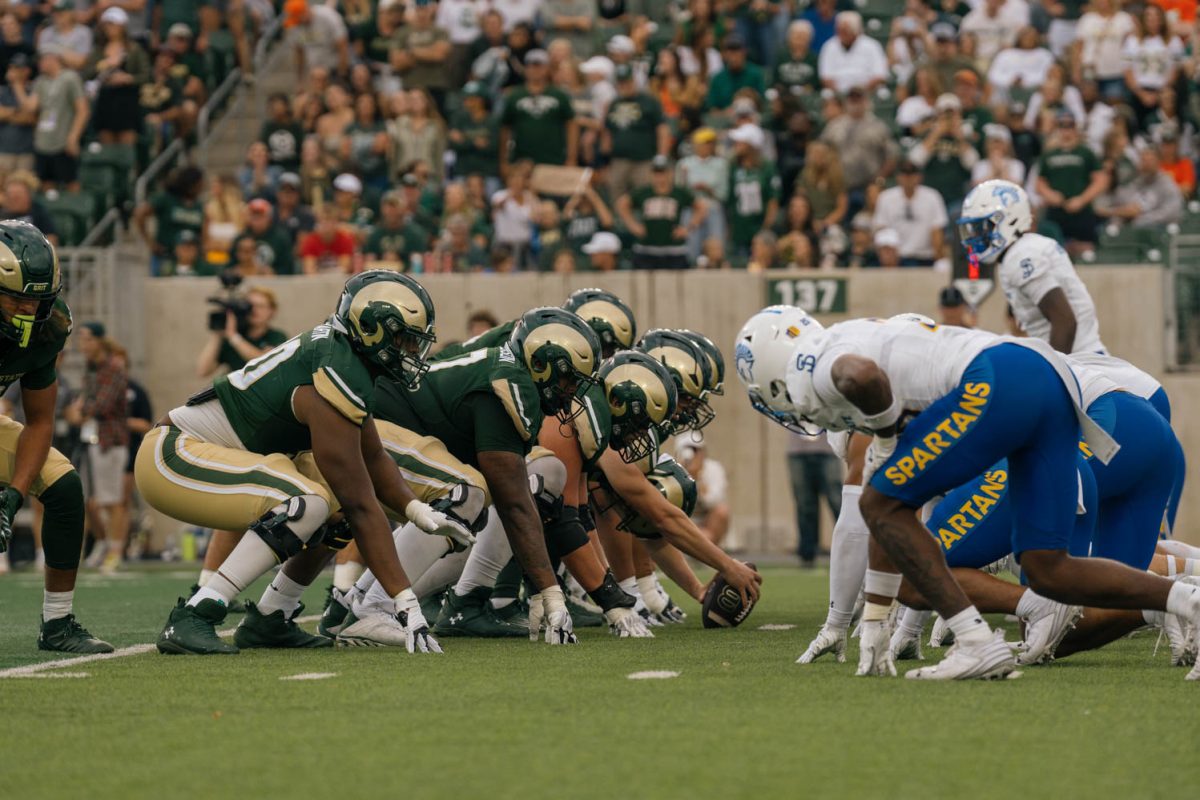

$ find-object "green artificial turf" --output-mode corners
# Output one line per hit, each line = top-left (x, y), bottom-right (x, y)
(0, 565), (1196, 800)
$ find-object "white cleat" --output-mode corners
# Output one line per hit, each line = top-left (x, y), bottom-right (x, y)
(856, 620), (897, 677)
(889, 626), (924, 661)
(1187, 661), (1200, 681)
(796, 624), (848, 664)
(905, 630), (1017, 681)
(928, 614), (955, 648)
(1017, 597), (1082, 666)
(335, 612), (409, 648)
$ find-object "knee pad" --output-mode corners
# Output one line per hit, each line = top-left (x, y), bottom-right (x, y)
(527, 456), (567, 522)
(544, 505), (590, 560)
(578, 502), (596, 535)
(317, 516), (353, 551)
(432, 483), (489, 533)
(252, 494), (330, 562)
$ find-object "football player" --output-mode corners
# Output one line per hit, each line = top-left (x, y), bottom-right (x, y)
(139, 271), (459, 655)
(0, 221), (112, 653)
(959, 180), (1105, 355)
(736, 307), (1200, 680)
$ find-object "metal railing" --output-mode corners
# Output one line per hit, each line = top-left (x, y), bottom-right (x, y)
(1168, 233), (1200, 371)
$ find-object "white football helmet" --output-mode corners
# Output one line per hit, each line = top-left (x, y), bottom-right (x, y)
(889, 312), (936, 326)
(733, 306), (824, 433)
(957, 179), (1032, 264)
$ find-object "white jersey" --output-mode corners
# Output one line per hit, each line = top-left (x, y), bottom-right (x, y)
(784, 319), (997, 432)
(997, 233), (1106, 355)
(1068, 352), (1162, 409)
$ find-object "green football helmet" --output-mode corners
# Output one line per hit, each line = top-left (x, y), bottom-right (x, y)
(619, 456), (698, 537)
(637, 328), (714, 436)
(562, 288), (637, 359)
(0, 221), (61, 348)
(510, 307), (602, 423)
(677, 329), (724, 432)
(334, 270), (436, 388)
(600, 351), (677, 463)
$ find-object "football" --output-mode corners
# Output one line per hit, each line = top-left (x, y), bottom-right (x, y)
(701, 563), (758, 629)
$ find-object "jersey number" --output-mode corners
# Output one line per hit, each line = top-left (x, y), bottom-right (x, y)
(227, 337), (302, 390)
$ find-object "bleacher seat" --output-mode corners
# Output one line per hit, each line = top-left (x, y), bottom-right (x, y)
(39, 191), (97, 246)
(79, 145), (137, 214)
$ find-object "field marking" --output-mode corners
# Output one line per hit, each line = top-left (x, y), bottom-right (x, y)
(627, 670), (680, 680)
(0, 615), (319, 679)
(758, 624), (797, 631)
(12, 671), (91, 679)
(280, 672), (338, 681)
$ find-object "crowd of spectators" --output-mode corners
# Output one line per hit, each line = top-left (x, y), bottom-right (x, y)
(132, 0), (1200, 276)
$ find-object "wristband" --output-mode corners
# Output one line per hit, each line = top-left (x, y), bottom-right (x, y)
(860, 398), (901, 431)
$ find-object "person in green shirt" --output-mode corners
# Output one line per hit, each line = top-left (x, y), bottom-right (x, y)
(773, 20), (820, 99)
(259, 94), (304, 173)
(363, 190), (431, 268)
(448, 82), (500, 181)
(232, 199), (296, 275)
(617, 156), (707, 269)
(705, 33), (766, 114)
(603, 63), (669, 199)
(160, 229), (216, 277)
(908, 94), (980, 211)
(499, 49), (578, 173)
(389, 0), (452, 107)
(134, 166), (205, 274)
(1035, 110), (1107, 251)
(726, 124), (781, 255)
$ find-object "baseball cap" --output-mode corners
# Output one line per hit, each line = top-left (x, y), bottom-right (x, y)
(381, 190), (404, 206)
(99, 6), (128, 25)
(1054, 108), (1076, 127)
(728, 123), (765, 150)
(580, 56), (614, 78)
(953, 69), (979, 87)
(283, 0), (309, 28)
(607, 35), (635, 55)
(939, 285), (966, 308)
(463, 81), (488, 98)
(81, 321), (106, 337)
(168, 23), (194, 39)
(851, 212), (873, 231)
(333, 173), (363, 194)
(693, 127), (717, 144)
(52, 0), (73, 12)
(931, 22), (957, 41)
(401, 173), (421, 187)
(247, 198), (272, 215)
(581, 231), (622, 255)
(1155, 123), (1180, 143)
(935, 93), (961, 113)
(278, 172), (301, 188)
(983, 123), (1011, 143)
(524, 48), (550, 66)
(175, 230), (198, 246)
(614, 63), (634, 82)
(651, 155), (671, 171)
(722, 32), (746, 50)
(732, 97), (758, 117)
(874, 228), (901, 249)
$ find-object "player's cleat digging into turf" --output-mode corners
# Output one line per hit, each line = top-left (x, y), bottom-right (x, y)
(906, 630), (1016, 681)
(492, 596), (529, 629)
(929, 614), (955, 648)
(157, 597), (238, 655)
(889, 626), (924, 661)
(336, 611), (408, 647)
(796, 624), (848, 664)
(318, 586), (351, 638)
(434, 587), (527, 637)
(1017, 597), (1082, 666)
(38, 615), (114, 654)
(234, 601), (331, 649)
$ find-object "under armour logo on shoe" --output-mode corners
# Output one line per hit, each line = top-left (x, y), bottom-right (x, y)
(450, 613), (464, 625)
(164, 626), (175, 638)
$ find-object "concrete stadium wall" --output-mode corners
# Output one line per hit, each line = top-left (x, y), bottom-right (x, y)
(142, 266), (1196, 549)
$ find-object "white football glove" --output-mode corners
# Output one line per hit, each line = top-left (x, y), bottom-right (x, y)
(605, 606), (655, 638)
(528, 585), (578, 645)
(394, 588), (442, 654)
(796, 624), (848, 664)
(405, 500), (475, 550)
(637, 575), (668, 616)
(634, 594), (666, 627)
(856, 620), (897, 676)
(862, 433), (897, 486)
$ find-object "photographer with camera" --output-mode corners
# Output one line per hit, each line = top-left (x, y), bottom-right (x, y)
(194, 280), (287, 378)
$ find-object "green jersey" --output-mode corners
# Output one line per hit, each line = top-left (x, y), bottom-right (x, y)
(432, 320), (515, 362)
(728, 160), (781, 248)
(0, 298), (70, 395)
(772, 53), (818, 97)
(921, 135), (976, 207)
(373, 344), (542, 466)
(500, 85), (575, 165)
(448, 110), (500, 178)
(232, 227), (295, 276)
(1038, 145), (1100, 202)
(213, 323), (376, 455)
(150, 192), (204, 254)
(364, 221), (430, 260)
(605, 93), (663, 162)
(628, 185), (693, 252)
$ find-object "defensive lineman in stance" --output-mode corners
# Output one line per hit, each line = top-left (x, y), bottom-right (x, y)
(139, 271), (460, 654)
(736, 307), (1200, 680)
(0, 221), (111, 652)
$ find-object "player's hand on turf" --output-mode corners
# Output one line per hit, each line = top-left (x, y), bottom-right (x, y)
(605, 607), (655, 638)
(796, 624), (848, 664)
(862, 434), (897, 486)
(529, 585), (578, 645)
(856, 620), (897, 677)
(394, 588), (442, 654)
(0, 487), (22, 554)
(634, 595), (666, 627)
(720, 560), (763, 606)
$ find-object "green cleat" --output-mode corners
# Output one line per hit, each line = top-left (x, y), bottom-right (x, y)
(492, 596), (529, 628)
(234, 602), (332, 649)
(188, 584), (246, 614)
(566, 596), (605, 628)
(157, 597), (238, 655)
(434, 587), (527, 638)
(318, 586), (351, 638)
(38, 615), (114, 654)
(419, 588), (446, 623)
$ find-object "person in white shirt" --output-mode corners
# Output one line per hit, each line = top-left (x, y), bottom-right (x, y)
(987, 25), (1054, 103)
(286, 0), (349, 79)
(960, 0), (1029, 72)
(872, 160), (949, 266)
(1073, 0), (1136, 100)
(971, 124), (1025, 186)
(817, 11), (888, 94)
(438, 0), (484, 86)
(676, 440), (731, 547)
(1122, 4), (1184, 128)
(492, 0), (539, 31)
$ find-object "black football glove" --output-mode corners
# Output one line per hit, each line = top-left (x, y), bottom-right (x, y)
(0, 487), (23, 554)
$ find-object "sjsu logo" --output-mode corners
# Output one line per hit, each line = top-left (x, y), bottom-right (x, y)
(794, 353), (817, 373)
(734, 341), (755, 384)
(991, 184), (1019, 207)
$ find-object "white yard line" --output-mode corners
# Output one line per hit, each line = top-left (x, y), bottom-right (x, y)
(627, 670), (680, 680)
(0, 615), (319, 678)
(280, 672), (338, 681)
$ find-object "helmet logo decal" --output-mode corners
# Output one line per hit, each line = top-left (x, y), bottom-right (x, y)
(734, 341), (754, 384)
(991, 184), (1019, 207)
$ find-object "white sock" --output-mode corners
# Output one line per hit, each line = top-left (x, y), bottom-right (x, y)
(1167, 557), (1179, 578)
(1015, 588), (1045, 619)
(33, 549), (44, 568)
(189, 534), (276, 607)
(491, 596), (515, 610)
(43, 589), (73, 621)
(826, 484), (869, 629)
(394, 522), (452, 588)
(332, 561), (365, 592)
(1165, 581), (1200, 617)
(257, 572), (307, 617)
(198, 568), (217, 587)
(618, 575), (641, 601)
(898, 607), (930, 636)
(946, 606), (991, 645)
(412, 550), (468, 598)
(1143, 609), (1164, 626)
(452, 511), (512, 596)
